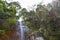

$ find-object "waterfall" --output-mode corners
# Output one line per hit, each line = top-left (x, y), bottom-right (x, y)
(20, 21), (25, 40)
(19, 20), (29, 40)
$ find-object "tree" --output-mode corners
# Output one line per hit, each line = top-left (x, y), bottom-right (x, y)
(20, 0), (60, 40)
(0, 0), (21, 40)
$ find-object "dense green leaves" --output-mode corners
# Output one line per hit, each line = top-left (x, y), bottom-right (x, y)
(0, 0), (60, 40)
(20, 0), (60, 40)
(0, 0), (21, 31)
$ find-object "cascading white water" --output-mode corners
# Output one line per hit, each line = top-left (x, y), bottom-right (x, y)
(20, 21), (25, 40)
(19, 21), (29, 40)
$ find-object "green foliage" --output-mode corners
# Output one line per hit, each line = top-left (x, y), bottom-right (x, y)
(0, 0), (21, 32)
(20, 1), (60, 40)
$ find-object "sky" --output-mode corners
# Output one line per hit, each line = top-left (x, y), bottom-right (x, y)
(8, 0), (52, 9)
(8, 0), (53, 21)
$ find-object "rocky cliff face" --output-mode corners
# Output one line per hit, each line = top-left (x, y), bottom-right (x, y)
(0, 21), (21, 40)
